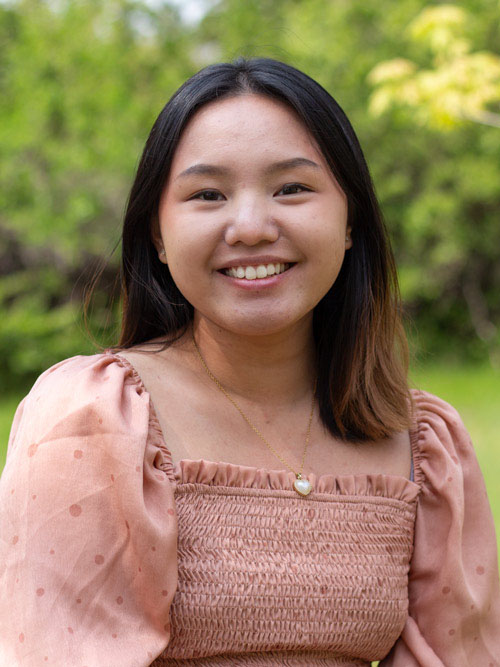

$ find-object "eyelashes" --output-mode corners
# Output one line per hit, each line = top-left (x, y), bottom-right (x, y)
(276, 183), (312, 196)
(189, 190), (224, 201)
(188, 183), (313, 201)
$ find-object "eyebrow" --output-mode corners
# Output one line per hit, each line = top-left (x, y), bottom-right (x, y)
(175, 157), (321, 181)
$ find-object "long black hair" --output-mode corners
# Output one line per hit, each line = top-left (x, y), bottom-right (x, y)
(117, 57), (410, 441)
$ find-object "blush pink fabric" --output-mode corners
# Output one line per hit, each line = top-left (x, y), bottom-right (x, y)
(0, 352), (499, 666)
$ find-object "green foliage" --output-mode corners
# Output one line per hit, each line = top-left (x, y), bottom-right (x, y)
(0, 392), (25, 468)
(368, 5), (500, 128)
(364, 3), (500, 364)
(1, 0), (191, 254)
(0, 0), (194, 386)
(1, 0), (499, 388)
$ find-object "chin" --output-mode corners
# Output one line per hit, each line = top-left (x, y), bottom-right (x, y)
(201, 311), (312, 338)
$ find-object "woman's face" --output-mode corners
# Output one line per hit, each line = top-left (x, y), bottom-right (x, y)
(154, 94), (351, 338)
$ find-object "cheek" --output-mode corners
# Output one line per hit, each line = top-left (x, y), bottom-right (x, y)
(309, 217), (347, 265)
(161, 223), (216, 304)
(162, 217), (209, 268)
(322, 248), (347, 287)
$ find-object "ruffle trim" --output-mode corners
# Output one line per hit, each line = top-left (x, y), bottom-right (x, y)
(173, 458), (420, 502)
(105, 350), (177, 481)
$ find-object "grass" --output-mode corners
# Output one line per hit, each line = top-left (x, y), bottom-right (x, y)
(0, 392), (25, 469)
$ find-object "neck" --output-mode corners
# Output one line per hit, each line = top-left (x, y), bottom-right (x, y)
(188, 315), (316, 408)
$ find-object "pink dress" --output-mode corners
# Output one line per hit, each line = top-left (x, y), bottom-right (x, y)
(0, 352), (499, 666)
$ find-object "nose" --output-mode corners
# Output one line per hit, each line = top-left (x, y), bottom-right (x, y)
(223, 193), (279, 246)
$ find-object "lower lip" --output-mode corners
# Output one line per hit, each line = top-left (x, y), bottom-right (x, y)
(217, 265), (295, 290)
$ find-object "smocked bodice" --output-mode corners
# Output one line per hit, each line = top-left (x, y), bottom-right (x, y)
(152, 459), (420, 666)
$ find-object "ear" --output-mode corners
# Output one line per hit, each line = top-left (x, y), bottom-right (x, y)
(345, 226), (353, 250)
(151, 217), (168, 264)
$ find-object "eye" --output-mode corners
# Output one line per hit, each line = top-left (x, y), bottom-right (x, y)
(276, 183), (312, 196)
(189, 189), (225, 201)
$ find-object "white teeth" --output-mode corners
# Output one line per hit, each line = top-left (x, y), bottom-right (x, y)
(245, 266), (257, 280)
(256, 265), (268, 278)
(224, 263), (291, 279)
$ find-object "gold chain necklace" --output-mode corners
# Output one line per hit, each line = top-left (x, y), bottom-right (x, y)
(191, 328), (316, 497)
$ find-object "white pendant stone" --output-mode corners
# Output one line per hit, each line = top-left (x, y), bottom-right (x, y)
(293, 477), (312, 496)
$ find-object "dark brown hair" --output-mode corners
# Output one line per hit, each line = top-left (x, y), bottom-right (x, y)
(116, 57), (411, 441)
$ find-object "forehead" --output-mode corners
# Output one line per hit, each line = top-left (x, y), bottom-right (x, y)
(169, 93), (328, 172)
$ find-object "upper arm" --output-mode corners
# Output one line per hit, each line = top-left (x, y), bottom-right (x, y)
(0, 353), (178, 667)
(380, 390), (500, 665)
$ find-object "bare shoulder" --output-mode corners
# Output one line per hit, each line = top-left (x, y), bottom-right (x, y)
(378, 428), (412, 478)
(387, 428), (411, 449)
(114, 334), (205, 416)
(115, 336), (217, 462)
(115, 334), (193, 382)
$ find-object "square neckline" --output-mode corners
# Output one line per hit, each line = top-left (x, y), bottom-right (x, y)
(107, 349), (419, 488)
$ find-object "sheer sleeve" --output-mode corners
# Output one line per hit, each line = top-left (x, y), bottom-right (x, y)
(380, 391), (500, 666)
(0, 353), (178, 666)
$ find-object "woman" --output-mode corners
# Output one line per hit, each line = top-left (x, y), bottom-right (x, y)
(1, 58), (499, 666)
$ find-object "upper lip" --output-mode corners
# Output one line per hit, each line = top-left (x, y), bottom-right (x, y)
(216, 255), (296, 270)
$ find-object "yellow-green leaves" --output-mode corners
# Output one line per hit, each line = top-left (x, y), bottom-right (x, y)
(368, 5), (500, 129)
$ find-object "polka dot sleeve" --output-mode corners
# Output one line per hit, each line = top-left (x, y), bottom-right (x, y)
(380, 391), (500, 666)
(0, 353), (178, 667)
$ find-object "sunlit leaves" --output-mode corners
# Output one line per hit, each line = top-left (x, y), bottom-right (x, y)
(367, 4), (500, 129)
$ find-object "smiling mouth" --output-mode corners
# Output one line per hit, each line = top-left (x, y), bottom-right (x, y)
(219, 263), (295, 280)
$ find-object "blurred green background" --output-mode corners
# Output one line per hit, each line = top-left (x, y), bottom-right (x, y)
(0, 0), (499, 573)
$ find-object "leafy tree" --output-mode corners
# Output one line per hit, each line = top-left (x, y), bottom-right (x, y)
(0, 0), (194, 389)
(366, 3), (500, 364)
(368, 5), (500, 128)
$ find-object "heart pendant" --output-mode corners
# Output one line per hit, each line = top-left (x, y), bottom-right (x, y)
(293, 477), (312, 496)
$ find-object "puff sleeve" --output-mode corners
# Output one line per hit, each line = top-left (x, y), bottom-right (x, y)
(0, 353), (178, 667)
(380, 391), (500, 666)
